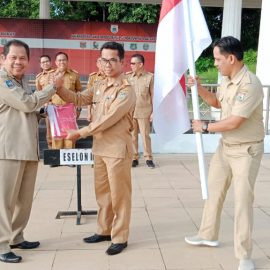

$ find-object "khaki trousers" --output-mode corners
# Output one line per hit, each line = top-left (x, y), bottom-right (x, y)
(94, 154), (132, 243)
(199, 140), (263, 259)
(45, 118), (52, 149)
(0, 160), (38, 253)
(132, 118), (153, 160)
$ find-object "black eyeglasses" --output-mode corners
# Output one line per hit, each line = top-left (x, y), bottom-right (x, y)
(100, 58), (119, 65)
(130, 62), (142, 65)
(40, 60), (50, 64)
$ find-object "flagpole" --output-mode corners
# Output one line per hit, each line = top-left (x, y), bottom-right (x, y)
(183, 0), (208, 199)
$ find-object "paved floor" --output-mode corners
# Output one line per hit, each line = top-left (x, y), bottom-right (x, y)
(2, 154), (270, 270)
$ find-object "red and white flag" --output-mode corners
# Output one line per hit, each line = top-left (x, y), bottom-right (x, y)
(153, 0), (212, 141)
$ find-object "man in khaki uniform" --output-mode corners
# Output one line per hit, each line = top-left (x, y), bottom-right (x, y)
(185, 37), (264, 270)
(50, 51), (82, 149)
(126, 54), (155, 168)
(56, 42), (136, 255)
(36, 55), (52, 91)
(0, 39), (62, 263)
(86, 57), (105, 122)
(35, 55), (53, 148)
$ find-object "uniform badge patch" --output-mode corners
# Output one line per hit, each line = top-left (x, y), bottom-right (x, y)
(118, 91), (127, 100)
(236, 92), (246, 102)
(5, 80), (15, 88)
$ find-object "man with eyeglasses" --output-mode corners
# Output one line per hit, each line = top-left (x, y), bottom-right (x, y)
(55, 42), (136, 255)
(126, 54), (155, 169)
(36, 55), (53, 148)
(36, 55), (52, 91)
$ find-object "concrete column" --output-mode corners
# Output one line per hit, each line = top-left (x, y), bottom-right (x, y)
(39, 0), (50, 19)
(256, 0), (270, 134)
(221, 0), (242, 39)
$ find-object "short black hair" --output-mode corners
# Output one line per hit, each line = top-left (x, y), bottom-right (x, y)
(3, 39), (30, 60)
(40, 54), (51, 62)
(100, 42), (125, 60)
(213, 36), (243, 61)
(131, 54), (145, 65)
(55, 51), (68, 60)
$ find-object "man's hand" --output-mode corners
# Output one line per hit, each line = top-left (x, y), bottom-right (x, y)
(192, 120), (204, 133)
(149, 113), (153, 122)
(48, 71), (63, 89)
(66, 130), (80, 141)
(187, 75), (201, 88)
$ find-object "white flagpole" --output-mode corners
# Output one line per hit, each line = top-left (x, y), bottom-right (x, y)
(183, 0), (208, 199)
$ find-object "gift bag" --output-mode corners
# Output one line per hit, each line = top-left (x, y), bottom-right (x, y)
(47, 103), (78, 139)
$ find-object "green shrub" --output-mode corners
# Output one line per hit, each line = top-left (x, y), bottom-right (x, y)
(195, 57), (214, 73)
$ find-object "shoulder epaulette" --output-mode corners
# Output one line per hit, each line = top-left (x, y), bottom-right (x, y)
(125, 71), (133, 75)
(89, 72), (97, 76)
(70, 69), (79, 74)
(47, 69), (56, 74)
(36, 72), (43, 79)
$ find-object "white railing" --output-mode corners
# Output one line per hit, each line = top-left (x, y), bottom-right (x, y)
(187, 84), (270, 135)
(28, 79), (270, 135)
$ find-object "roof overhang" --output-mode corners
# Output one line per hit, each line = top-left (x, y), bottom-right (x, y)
(65, 0), (262, 9)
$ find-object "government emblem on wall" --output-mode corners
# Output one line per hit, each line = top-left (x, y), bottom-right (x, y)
(80, 42), (86, 48)
(143, 43), (149, 51)
(130, 43), (137, 50)
(110, 25), (119, 34)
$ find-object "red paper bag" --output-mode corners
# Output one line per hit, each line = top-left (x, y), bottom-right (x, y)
(47, 103), (78, 139)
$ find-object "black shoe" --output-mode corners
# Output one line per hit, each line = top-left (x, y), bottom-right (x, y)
(132, 159), (139, 167)
(106, 242), (128, 255)
(0, 252), (22, 263)
(50, 164), (59, 168)
(83, 234), (111, 243)
(146, 160), (155, 169)
(10, 240), (40, 249)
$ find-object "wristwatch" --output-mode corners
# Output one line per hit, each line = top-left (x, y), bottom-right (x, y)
(202, 122), (209, 133)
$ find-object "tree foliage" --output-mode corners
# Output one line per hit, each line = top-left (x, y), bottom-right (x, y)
(0, 0), (39, 19)
(107, 3), (159, 23)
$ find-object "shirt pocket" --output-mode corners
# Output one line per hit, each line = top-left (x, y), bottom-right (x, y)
(104, 94), (116, 113)
(66, 76), (76, 90)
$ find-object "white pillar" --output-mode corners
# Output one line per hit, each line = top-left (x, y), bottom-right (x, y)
(257, 0), (270, 85)
(39, 0), (50, 19)
(256, 0), (270, 134)
(210, 0), (243, 120)
(221, 0), (242, 38)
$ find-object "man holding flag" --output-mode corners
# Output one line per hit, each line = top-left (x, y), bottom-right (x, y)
(185, 36), (264, 270)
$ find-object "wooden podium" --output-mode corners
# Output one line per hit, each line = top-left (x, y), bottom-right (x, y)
(43, 137), (97, 225)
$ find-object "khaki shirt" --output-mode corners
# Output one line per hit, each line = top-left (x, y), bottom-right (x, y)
(57, 74), (136, 158)
(86, 71), (106, 90)
(217, 65), (264, 144)
(50, 69), (82, 105)
(35, 69), (52, 91)
(126, 71), (154, 118)
(0, 69), (56, 160)
(87, 71), (106, 121)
